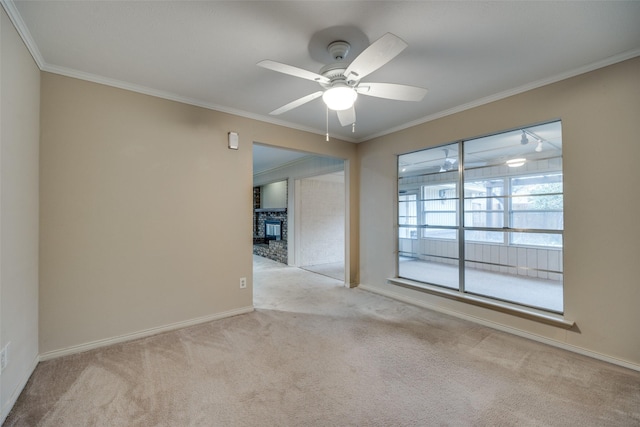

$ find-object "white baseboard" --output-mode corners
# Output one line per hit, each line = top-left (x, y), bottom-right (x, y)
(39, 306), (255, 362)
(358, 284), (640, 372)
(1, 353), (39, 425)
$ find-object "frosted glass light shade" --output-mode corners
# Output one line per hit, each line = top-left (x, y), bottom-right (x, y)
(322, 86), (357, 111)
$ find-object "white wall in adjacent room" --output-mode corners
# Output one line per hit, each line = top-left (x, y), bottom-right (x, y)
(297, 173), (345, 267)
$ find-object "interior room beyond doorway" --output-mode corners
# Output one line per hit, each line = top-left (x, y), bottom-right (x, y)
(252, 144), (346, 283)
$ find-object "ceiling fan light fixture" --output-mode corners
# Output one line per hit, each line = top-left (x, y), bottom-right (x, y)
(322, 85), (357, 111)
(506, 158), (526, 168)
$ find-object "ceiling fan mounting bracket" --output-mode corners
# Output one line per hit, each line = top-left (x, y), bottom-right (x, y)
(327, 41), (351, 61)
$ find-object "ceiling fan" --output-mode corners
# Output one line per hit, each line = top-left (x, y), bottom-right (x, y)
(257, 32), (428, 129)
(440, 148), (457, 172)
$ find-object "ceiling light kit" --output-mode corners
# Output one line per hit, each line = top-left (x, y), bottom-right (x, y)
(322, 84), (358, 111)
(258, 32), (428, 140)
(506, 158), (527, 168)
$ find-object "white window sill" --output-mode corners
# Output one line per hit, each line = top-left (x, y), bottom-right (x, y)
(387, 277), (575, 329)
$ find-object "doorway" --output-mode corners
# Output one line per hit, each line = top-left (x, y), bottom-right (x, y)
(252, 143), (347, 284)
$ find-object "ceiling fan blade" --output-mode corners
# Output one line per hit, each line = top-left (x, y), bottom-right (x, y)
(344, 33), (407, 81)
(337, 106), (356, 127)
(269, 91), (323, 115)
(356, 82), (427, 101)
(257, 60), (330, 84)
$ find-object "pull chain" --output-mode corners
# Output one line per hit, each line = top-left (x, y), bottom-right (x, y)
(325, 106), (329, 142)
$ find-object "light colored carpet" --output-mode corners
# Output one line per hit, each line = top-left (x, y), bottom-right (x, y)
(4, 255), (639, 426)
(300, 261), (345, 281)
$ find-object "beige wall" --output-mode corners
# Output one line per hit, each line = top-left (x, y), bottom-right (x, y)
(39, 73), (359, 355)
(358, 57), (640, 367)
(3, 5), (636, 402)
(0, 7), (40, 421)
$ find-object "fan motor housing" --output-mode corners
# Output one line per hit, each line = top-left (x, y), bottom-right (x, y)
(319, 63), (353, 89)
(318, 40), (358, 89)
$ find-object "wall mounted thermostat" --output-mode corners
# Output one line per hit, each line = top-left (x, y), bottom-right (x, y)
(228, 131), (239, 150)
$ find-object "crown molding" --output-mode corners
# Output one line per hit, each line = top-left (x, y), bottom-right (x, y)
(1, 0), (45, 68)
(42, 63), (358, 143)
(1, 0), (356, 143)
(3, 0), (637, 145)
(359, 48), (640, 143)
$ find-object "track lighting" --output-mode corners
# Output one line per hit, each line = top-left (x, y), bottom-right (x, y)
(522, 129), (551, 153)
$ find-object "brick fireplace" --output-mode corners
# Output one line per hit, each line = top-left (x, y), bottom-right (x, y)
(253, 186), (288, 264)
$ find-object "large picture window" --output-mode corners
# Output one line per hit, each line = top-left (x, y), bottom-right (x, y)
(397, 121), (563, 313)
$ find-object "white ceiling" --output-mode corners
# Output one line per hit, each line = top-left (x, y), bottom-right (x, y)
(252, 144), (312, 175)
(4, 1), (640, 144)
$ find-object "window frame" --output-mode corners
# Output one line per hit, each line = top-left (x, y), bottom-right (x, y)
(396, 120), (564, 316)
(398, 190), (419, 240)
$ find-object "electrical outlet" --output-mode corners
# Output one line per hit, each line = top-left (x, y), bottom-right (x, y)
(0, 342), (9, 372)
(239, 277), (247, 289)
